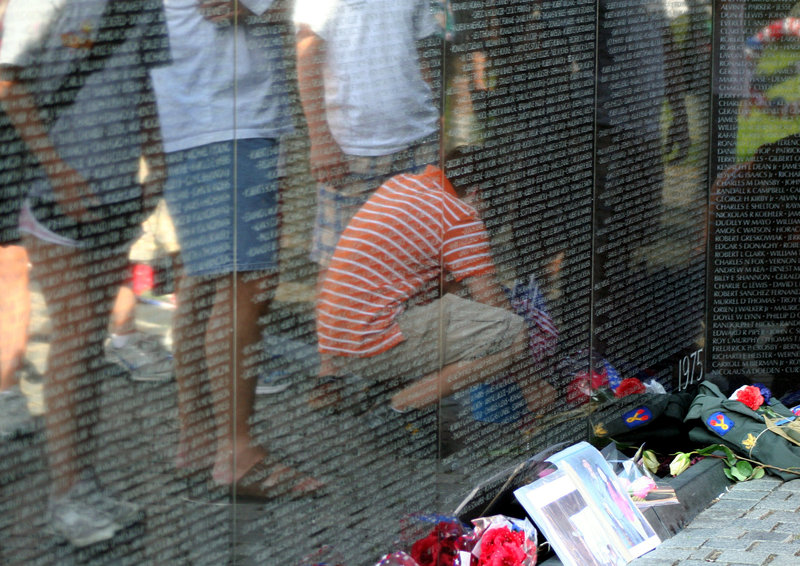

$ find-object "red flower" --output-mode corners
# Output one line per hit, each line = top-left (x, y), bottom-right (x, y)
(614, 378), (646, 398)
(566, 374), (591, 406)
(411, 522), (465, 566)
(736, 385), (764, 411)
(591, 368), (609, 390)
(566, 369), (608, 406)
(478, 527), (527, 566)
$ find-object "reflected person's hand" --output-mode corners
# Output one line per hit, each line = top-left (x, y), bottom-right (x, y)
(197, 0), (252, 24)
(309, 139), (349, 187)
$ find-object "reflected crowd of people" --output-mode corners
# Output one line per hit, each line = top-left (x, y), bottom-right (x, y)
(0, 0), (798, 562)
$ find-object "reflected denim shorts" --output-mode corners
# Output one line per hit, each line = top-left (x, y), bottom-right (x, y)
(311, 135), (437, 267)
(163, 139), (279, 277)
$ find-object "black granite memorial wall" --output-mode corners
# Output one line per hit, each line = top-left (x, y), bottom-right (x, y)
(0, 0), (798, 564)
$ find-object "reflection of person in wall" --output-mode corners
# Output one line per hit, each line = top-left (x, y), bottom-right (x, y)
(150, 0), (321, 498)
(461, 0), (580, 282)
(662, 21), (691, 163)
(0, 244), (34, 438)
(294, 0), (439, 278)
(0, 0), (37, 440)
(0, 0), (169, 546)
(316, 147), (556, 423)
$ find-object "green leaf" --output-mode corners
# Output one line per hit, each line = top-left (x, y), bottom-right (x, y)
(730, 468), (747, 481)
(696, 444), (737, 466)
(696, 445), (720, 456)
(730, 466), (748, 481)
(736, 461), (754, 476)
(724, 467), (735, 480)
(752, 467), (766, 480)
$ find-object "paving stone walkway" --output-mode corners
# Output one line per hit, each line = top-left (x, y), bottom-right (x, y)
(631, 477), (800, 566)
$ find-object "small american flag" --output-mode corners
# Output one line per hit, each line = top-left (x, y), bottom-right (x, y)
(506, 275), (559, 363)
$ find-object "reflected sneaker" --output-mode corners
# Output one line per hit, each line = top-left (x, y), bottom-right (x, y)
(0, 385), (36, 439)
(76, 470), (142, 527)
(48, 492), (118, 547)
(255, 370), (291, 395)
(48, 474), (142, 547)
(18, 359), (45, 416)
(83, 487), (141, 527)
(106, 331), (173, 382)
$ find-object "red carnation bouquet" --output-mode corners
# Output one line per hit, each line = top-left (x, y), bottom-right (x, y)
(471, 516), (537, 566)
(409, 520), (474, 566)
(390, 515), (536, 566)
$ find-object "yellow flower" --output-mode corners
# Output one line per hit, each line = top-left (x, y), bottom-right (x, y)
(593, 423), (608, 437)
(670, 453), (691, 476)
(742, 433), (757, 451)
(642, 450), (660, 475)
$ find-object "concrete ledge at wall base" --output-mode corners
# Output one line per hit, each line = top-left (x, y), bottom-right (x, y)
(539, 457), (732, 566)
(643, 456), (732, 540)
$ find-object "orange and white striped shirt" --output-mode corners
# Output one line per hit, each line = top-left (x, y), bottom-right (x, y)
(317, 165), (496, 357)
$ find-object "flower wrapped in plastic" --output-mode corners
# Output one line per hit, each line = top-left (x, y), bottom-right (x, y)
(470, 515), (538, 566)
(601, 444), (679, 507)
(566, 367), (609, 406)
(374, 551), (425, 566)
(391, 518), (476, 566)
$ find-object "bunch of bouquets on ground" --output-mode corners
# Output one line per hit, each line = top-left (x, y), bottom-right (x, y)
(375, 515), (538, 566)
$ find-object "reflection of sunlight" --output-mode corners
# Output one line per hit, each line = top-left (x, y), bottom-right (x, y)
(740, 15), (800, 160)
(275, 281), (315, 304)
(663, 0), (688, 20)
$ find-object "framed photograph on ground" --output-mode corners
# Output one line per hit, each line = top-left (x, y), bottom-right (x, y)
(514, 442), (660, 566)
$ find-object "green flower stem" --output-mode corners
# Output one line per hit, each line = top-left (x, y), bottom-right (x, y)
(670, 444), (800, 480)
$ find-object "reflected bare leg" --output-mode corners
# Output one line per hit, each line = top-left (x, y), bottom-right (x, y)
(390, 326), (530, 411)
(0, 245), (30, 390)
(175, 269), (321, 493)
(208, 271), (276, 484)
(23, 235), (126, 496)
(109, 283), (137, 336)
(173, 273), (217, 471)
